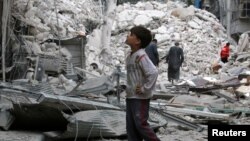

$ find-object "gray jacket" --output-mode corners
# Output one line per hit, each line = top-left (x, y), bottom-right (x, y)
(126, 49), (158, 99)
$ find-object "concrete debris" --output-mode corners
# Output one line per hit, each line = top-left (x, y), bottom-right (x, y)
(153, 108), (204, 132)
(211, 90), (237, 103)
(10, 0), (231, 78)
(0, 131), (45, 141)
(0, 111), (15, 130)
(76, 76), (115, 95)
(236, 86), (250, 96)
(0, 0), (249, 141)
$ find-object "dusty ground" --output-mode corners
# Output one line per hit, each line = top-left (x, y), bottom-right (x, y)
(92, 122), (208, 141)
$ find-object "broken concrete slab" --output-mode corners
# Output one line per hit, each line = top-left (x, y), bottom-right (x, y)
(0, 110), (15, 130)
(76, 76), (114, 95)
(190, 77), (210, 87)
(226, 66), (248, 76)
(153, 108), (204, 132)
(211, 90), (237, 103)
(236, 52), (250, 62)
(236, 85), (250, 96)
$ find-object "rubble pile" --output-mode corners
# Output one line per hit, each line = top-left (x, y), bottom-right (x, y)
(0, 0), (249, 141)
(12, 0), (103, 40)
(12, 0), (233, 79)
(87, 1), (235, 81)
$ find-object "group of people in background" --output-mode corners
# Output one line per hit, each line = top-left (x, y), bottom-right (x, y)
(145, 38), (184, 84)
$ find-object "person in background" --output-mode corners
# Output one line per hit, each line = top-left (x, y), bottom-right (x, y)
(145, 39), (160, 67)
(125, 26), (160, 141)
(166, 42), (184, 84)
(194, 0), (204, 9)
(220, 42), (230, 63)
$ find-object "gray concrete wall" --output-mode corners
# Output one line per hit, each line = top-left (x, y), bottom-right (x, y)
(0, 0), (3, 39)
(219, 0), (250, 34)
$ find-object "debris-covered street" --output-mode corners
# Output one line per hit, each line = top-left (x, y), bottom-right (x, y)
(0, 0), (250, 141)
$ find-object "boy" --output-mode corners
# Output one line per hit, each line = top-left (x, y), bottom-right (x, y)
(220, 42), (230, 63)
(125, 26), (160, 141)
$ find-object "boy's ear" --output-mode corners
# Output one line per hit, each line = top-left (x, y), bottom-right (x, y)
(135, 38), (141, 47)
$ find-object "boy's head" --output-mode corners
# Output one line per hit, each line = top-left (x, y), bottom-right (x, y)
(126, 26), (152, 49)
(226, 42), (230, 46)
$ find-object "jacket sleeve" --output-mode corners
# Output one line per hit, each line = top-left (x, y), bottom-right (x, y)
(138, 56), (158, 94)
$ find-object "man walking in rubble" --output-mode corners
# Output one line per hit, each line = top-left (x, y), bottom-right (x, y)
(166, 42), (184, 84)
(145, 39), (160, 67)
(125, 26), (160, 141)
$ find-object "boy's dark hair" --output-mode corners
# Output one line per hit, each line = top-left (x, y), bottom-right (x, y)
(226, 42), (230, 46)
(130, 26), (152, 48)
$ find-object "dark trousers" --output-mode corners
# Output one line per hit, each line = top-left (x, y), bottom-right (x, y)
(221, 57), (228, 63)
(126, 99), (160, 141)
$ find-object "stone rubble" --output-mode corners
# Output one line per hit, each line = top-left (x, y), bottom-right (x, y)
(5, 0), (250, 141)
(12, 0), (234, 80)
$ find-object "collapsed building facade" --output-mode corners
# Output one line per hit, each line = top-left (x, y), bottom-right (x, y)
(0, 0), (250, 141)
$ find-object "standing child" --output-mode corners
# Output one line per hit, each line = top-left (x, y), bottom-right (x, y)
(125, 26), (160, 141)
(220, 42), (230, 63)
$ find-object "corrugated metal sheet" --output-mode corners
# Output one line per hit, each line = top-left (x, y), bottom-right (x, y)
(65, 110), (126, 138)
(51, 109), (167, 138)
(0, 81), (46, 101)
(12, 80), (54, 95)
(149, 109), (168, 129)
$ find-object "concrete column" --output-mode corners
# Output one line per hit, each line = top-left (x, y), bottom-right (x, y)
(226, 0), (231, 38)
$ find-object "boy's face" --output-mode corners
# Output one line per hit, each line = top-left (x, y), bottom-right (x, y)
(125, 32), (141, 49)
